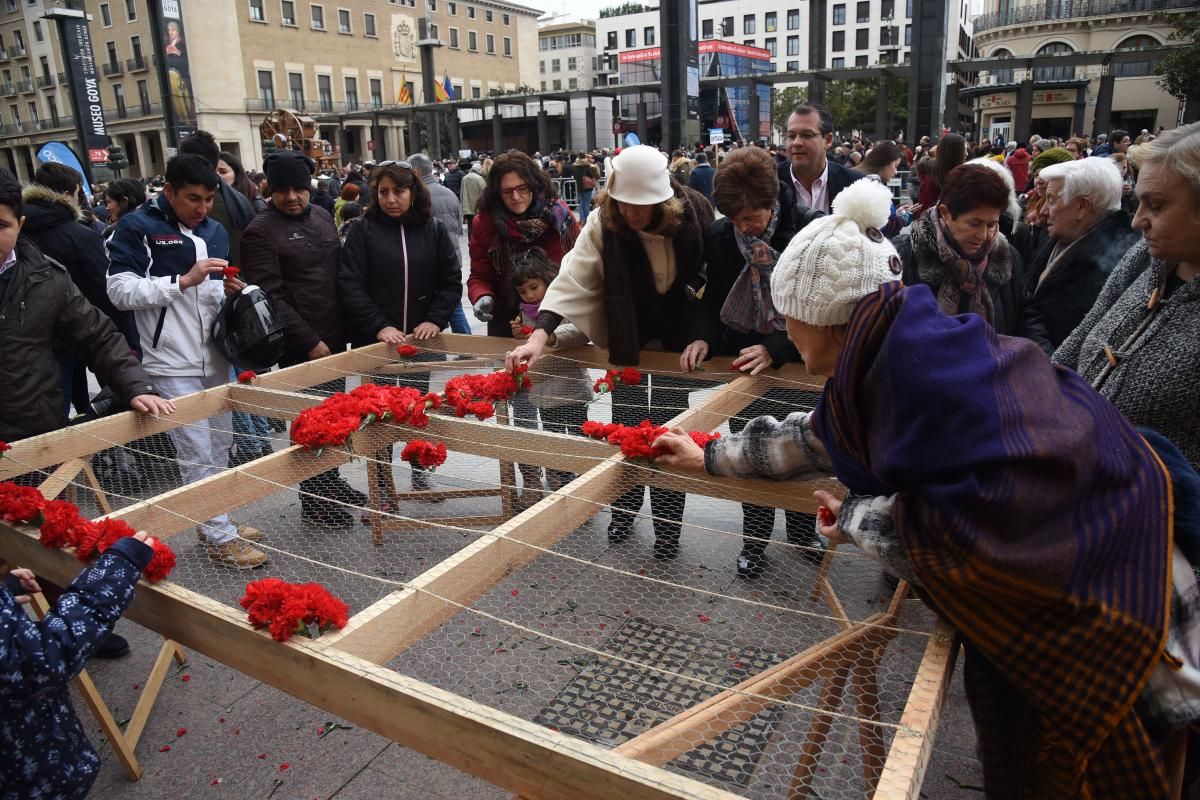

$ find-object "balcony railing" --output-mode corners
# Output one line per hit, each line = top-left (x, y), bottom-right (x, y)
(102, 61), (123, 76)
(974, 0), (1194, 32)
(0, 83), (13, 96)
(57, 71), (67, 85)
(36, 74), (54, 89)
(104, 102), (161, 120)
(11, 46), (26, 57)
(127, 55), (148, 71)
(245, 98), (278, 111)
(15, 79), (32, 93)
(0, 49), (8, 61)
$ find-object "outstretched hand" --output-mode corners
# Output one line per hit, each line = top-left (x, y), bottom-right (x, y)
(505, 329), (549, 372)
(651, 427), (706, 472)
(813, 489), (845, 545)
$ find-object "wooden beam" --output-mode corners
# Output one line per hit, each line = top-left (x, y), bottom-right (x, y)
(1, 524), (741, 800)
(0, 387), (233, 481)
(871, 620), (959, 800)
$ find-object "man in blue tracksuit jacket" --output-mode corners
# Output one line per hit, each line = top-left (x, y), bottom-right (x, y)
(106, 154), (268, 569)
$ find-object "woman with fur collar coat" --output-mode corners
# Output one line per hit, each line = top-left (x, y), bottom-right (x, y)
(505, 145), (715, 561)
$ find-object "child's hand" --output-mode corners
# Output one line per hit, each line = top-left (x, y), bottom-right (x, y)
(6, 568), (40, 604)
(510, 317), (526, 339)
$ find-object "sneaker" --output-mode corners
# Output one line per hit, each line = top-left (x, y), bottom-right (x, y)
(196, 524), (264, 544)
(301, 497), (354, 529)
(206, 539), (269, 569)
(94, 633), (130, 659)
(607, 521), (633, 543)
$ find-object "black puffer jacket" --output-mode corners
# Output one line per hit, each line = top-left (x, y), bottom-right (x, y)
(337, 213), (461, 346)
(20, 184), (137, 347)
(241, 202), (344, 365)
(0, 239), (156, 441)
(1025, 210), (1141, 349)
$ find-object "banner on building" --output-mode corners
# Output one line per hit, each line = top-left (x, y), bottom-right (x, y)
(56, 12), (109, 172)
(36, 141), (95, 203)
(148, 0), (198, 146)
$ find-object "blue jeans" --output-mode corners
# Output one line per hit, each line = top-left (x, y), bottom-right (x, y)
(449, 302), (472, 335)
(577, 189), (594, 223)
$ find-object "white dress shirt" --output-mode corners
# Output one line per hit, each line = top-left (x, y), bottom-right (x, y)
(791, 160), (830, 214)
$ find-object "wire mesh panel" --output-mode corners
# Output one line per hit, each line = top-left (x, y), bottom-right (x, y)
(0, 334), (956, 800)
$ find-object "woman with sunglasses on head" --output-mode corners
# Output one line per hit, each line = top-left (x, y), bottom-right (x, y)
(466, 150), (579, 337)
(338, 161), (462, 492)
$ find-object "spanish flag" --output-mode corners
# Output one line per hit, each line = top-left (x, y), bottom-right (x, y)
(397, 75), (412, 105)
(433, 71), (452, 102)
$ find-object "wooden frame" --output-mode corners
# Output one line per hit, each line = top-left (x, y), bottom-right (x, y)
(0, 335), (955, 800)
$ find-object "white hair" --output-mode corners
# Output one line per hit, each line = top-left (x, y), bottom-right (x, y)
(1038, 156), (1123, 212)
(1129, 121), (1200, 208)
(967, 156), (1021, 220)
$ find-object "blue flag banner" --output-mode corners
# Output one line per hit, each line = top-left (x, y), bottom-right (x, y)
(37, 141), (95, 203)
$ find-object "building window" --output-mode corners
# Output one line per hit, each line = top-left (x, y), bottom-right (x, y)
(364, 12), (375, 36)
(855, 54), (868, 66)
(644, 26), (654, 46)
(786, 35), (799, 56)
(832, 31), (844, 52)
(317, 74), (332, 110)
(100, 2), (112, 26)
(32, 21), (41, 42)
(722, 16), (733, 35)
(114, 84), (126, 117)
(447, 1), (455, 13)
(288, 72), (304, 106)
(881, 0), (895, 18)
(130, 34), (142, 60)
(765, 12), (777, 32)
(832, 4), (845, 25)
(503, 13), (509, 25)
(607, 31), (617, 48)
(787, 59), (799, 71)
(701, 19), (713, 38)
(257, 70), (274, 104)
(905, 24), (911, 45)
(310, 4), (324, 29)
(471, 85), (480, 98)
(625, 28), (635, 47)
(368, 78), (382, 107)
(485, 9), (492, 21)
(468, 30), (477, 51)
(551, 58), (559, 72)
(485, 33), (494, 53)
(539, 60), (544, 74)
(503, 36), (510, 56)
(1035, 41), (1075, 81)
(467, 5), (475, 18)
(552, 79), (561, 90)
(567, 56), (577, 70)
(743, 14), (755, 35)
(344, 76), (358, 109)
(906, 0), (912, 16)
(856, 28), (868, 49)
(106, 41), (118, 67)
(449, 27), (459, 48)
(428, 0), (436, 8)
(137, 78), (150, 112)
(765, 37), (776, 56)
(787, 8), (799, 29)
(832, 57), (845, 68)
(249, 0), (265, 21)
(125, 0), (137, 20)
(569, 77), (577, 89)
(281, 0), (296, 25)
(337, 8), (350, 33)
(856, 1), (869, 22)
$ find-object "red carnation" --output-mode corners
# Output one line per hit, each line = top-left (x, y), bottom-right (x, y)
(592, 375), (615, 394)
(396, 344), (419, 358)
(241, 578), (349, 642)
(0, 441), (10, 456)
(143, 539), (178, 583)
(400, 440), (448, 470)
(519, 325), (534, 336)
(222, 266), (240, 278)
(76, 517), (138, 563)
(237, 370), (256, 384)
(39, 499), (87, 549)
(0, 482), (45, 523)
(688, 431), (721, 449)
(818, 506), (836, 527)
(620, 368), (642, 385)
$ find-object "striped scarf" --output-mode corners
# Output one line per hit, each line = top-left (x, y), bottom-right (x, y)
(811, 281), (1174, 798)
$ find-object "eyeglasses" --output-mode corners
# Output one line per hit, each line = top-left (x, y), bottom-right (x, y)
(500, 184), (532, 198)
(377, 160), (412, 170)
(785, 130), (827, 141)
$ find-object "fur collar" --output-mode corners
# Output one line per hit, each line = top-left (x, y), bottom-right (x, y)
(22, 183), (87, 224)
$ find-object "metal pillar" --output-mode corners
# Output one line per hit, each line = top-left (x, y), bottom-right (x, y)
(807, 0), (827, 107)
(747, 83), (761, 144)
(371, 114), (386, 161)
(537, 103), (549, 154)
(876, 78), (890, 141)
(1014, 78), (1034, 144)
(563, 97), (573, 153)
(612, 97), (621, 148)
(448, 110), (461, 156)
(808, 76), (826, 109)
(659, 1), (697, 151)
(1092, 70), (1115, 139)
(417, 19), (443, 159)
(1073, 86), (1087, 137)
(942, 78), (958, 136)
(492, 101), (504, 153)
(906, 0), (948, 142)
(585, 100), (597, 152)
(636, 99), (648, 144)
(407, 116), (421, 156)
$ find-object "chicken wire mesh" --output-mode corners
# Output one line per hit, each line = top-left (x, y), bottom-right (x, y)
(0, 338), (952, 800)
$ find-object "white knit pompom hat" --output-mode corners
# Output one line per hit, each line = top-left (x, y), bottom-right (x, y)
(770, 178), (903, 326)
(606, 145), (674, 205)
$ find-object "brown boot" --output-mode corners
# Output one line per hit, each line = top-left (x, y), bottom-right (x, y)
(205, 539), (269, 569)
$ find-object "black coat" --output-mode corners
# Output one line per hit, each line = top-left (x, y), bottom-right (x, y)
(776, 157), (858, 214)
(442, 169), (464, 197)
(687, 164), (715, 201)
(20, 186), (137, 347)
(894, 231), (1053, 354)
(241, 203), (344, 365)
(337, 213), (461, 347)
(694, 209), (810, 368)
(0, 239), (156, 441)
(1025, 210), (1141, 349)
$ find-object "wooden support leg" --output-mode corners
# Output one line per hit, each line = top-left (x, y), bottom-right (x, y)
(37, 457), (113, 515)
(789, 666), (850, 799)
(853, 647), (888, 797)
(495, 401), (516, 518)
(122, 639), (189, 749)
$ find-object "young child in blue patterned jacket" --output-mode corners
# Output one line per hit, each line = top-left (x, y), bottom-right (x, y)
(0, 531), (155, 800)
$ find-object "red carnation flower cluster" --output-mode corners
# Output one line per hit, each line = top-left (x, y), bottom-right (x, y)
(443, 365), (531, 420)
(0, 441), (10, 457)
(223, 266), (240, 278)
(0, 483), (175, 582)
(237, 370), (256, 384)
(519, 325), (534, 337)
(240, 578), (349, 642)
(396, 344), (420, 358)
(579, 421), (720, 462)
(592, 368), (642, 396)
(400, 440), (447, 470)
(290, 385), (439, 452)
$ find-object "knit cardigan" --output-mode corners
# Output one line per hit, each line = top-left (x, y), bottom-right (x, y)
(1053, 238), (1200, 466)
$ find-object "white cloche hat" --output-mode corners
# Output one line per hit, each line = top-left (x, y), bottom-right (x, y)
(605, 145), (673, 205)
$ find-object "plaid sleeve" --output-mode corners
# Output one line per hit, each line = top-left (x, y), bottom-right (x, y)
(838, 493), (919, 586)
(704, 411), (832, 481)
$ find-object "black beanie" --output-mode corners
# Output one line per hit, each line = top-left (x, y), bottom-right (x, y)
(264, 151), (315, 191)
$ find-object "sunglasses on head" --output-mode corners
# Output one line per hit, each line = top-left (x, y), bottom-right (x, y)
(377, 160), (413, 170)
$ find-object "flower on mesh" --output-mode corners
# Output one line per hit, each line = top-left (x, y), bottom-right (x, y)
(38, 499), (87, 549)
(0, 482), (45, 523)
(579, 422), (719, 462)
(0, 441), (10, 457)
(400, 440), (448, 470)
(592, 368), (643, 397)
(396, 344), (420, 358)
(76, 517), (138, 562)
(237, 370), (256, 384)
(240, 578), (349, 643)
(688, 431), (722, 449)
(222, 266), (240, 278)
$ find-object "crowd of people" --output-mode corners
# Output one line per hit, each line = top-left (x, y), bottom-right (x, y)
(1, 107), (1198, 799)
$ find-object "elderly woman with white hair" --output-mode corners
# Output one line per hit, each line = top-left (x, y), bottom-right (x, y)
(506, 145), (715, 559)
(1026, 156), (1142, 348)
(1055, 122), (1200, 467)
